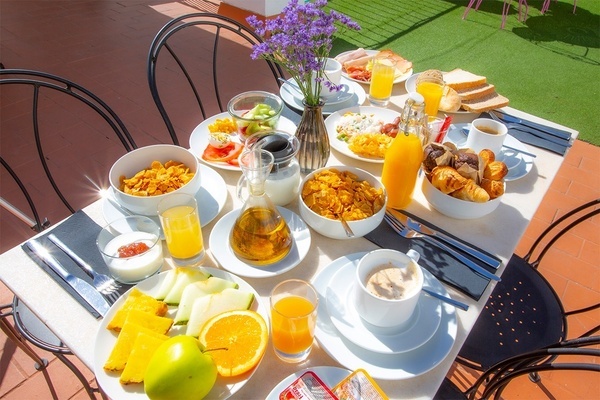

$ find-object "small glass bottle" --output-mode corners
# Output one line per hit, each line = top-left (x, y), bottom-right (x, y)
(381, 93), (426, 209)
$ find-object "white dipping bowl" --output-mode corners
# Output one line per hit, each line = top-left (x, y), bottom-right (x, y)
(109, 144), (201, 216)
(421, 177), (502, 219)
(299, 166), (387, 239)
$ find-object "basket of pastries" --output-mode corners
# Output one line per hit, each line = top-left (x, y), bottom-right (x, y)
(421, 142), (508, 219)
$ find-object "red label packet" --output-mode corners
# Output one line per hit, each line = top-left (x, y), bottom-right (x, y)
(279, 371), (339, 400)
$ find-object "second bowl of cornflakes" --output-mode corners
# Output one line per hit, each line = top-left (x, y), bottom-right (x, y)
(109, 144), (201, 216)
(299, 166), (387, 239)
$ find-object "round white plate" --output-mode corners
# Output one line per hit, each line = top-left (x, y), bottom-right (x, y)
(102, 164), (227, 228)
(326, 260), (442, 355)
(266, 366), (351, 400)
(405, 73), (473, 115)
(189, 112), (297, 171)
(209, 207), (311, 278)
(94, 267), (269, 400)
(279, 77), (366, 116)
(444, 123), (534, 181)
(325, 106), (402, 164)
(336, 49), (413, 84)
(312, 252), (457, 380)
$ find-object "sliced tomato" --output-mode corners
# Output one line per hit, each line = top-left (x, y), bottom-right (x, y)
(202, 142), (244, 164)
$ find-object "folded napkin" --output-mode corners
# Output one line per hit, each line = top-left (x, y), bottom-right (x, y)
(22, 211), (132, 318)
(364, 211), (500, 301)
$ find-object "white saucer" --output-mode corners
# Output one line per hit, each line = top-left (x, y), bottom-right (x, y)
(188, 112), (297, 171)
(266, 366), (351, 400)
(280, 76), (366, 116)
(102, 164), (227, 229)
(208, 207), (311, 278)
(312, 252), (457, 380)
(444, 123), (534, 181)
(405, 73), (473, 115)
(326, 261), (442, 355)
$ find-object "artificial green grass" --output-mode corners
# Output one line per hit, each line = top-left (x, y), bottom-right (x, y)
(329, 0), (600, 146)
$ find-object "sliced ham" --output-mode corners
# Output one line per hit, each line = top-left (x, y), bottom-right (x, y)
(335, 48), (369, 65)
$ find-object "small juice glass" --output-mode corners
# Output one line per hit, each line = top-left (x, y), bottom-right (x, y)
(368, 56), (396, 107)
(416, 75), (444, 117)
(270, 279), (318, 363)
(157, 193), (204, 266)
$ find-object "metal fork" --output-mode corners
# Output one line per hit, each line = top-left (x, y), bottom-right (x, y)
(48, 234), (121, 304)
(384, 211), (500, 281)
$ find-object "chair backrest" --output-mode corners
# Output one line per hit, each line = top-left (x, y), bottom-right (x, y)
(0, 69), (136, 239)
(147, 12), (285, 145)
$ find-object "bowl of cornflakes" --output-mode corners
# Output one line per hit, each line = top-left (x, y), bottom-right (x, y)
(299, 166), (387, 239)
(109, 144), (201, 216)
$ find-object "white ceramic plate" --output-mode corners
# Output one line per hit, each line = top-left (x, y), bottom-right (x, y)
(326, 260), (442, 355)
(94, 267), (269, 400)
(444, 123), (534, 181)
(325, 106), (402, 164)
(279, 77), (367, 116)
(336, 49), (413, 84)
(405, 73), (473, 115)
(266, 366), (351, 400)
(102, 164), (227, 228)
(188, 112), (297, 171)
(312, 252), (457, 380)
(208, 207), (311, 278)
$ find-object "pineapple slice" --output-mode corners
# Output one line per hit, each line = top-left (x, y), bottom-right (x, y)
(106, 288), (168, 332)
(103, 321), (168, 371)
(119, 332), (168, 384)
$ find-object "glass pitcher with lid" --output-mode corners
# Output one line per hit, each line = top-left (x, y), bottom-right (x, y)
(230, 148), (293, 266)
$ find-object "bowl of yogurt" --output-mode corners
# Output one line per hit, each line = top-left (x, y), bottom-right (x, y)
(97, 216), (164, 283)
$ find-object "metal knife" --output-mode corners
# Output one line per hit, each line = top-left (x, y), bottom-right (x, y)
(493, 110), (572, 142)
(25, 240), (110, 317)
(507, 128), (569, 156)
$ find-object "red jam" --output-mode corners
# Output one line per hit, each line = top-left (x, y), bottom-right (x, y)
(117, 242), (150, 258)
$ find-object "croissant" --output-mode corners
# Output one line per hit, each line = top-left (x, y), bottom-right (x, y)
(484, 161), (509, 181)
(480, 178), (505, 199)
(450, 179), (490, 203)
(478, 149), (495, 169)
(430, 166), (467, 194)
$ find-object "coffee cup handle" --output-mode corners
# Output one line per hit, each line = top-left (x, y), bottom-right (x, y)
(407, 249), (420, 263)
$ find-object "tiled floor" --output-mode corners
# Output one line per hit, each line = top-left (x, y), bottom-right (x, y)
(1, 1), (599, 399)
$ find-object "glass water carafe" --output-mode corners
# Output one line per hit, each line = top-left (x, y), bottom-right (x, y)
(230, 148), (293, 266)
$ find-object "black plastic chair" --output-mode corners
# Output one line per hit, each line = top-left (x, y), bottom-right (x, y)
(436, 335), (600, 399)
(456, 198), (600, 373)
(147, 12), (285, 145)
(1, 68), (136, 399)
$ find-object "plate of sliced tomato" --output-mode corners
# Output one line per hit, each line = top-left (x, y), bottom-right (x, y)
(189, 112), (298, 171)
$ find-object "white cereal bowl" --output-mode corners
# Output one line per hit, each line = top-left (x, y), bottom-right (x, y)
(421, 177), (502, 219)
(109, 144), (201, 216)
(299, 166), (387, 239)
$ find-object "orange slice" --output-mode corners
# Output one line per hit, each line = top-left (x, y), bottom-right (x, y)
(198, 310), (268, 377)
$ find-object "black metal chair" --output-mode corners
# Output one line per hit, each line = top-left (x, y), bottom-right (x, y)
(1, 68), (136, 399)
(147, 12), (285, 145)
(436, 335), (600, 399)
(456, 198), (600, 373)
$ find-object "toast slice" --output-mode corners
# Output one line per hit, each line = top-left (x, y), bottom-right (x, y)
(457, 83), (496, 101)
(461, 92), (509, 113)
(443, 68), (487, 90)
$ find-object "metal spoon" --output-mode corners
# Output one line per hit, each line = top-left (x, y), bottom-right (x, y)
(422, 288), (469, 311)
(338, 215), (355, 238)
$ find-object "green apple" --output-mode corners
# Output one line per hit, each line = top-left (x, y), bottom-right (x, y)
(144, 335), (217, 400)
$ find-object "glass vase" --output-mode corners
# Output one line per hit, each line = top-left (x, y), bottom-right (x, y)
(296, 101), (330, 173)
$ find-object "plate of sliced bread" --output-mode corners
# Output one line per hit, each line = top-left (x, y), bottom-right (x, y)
(406, 69), (509, 114)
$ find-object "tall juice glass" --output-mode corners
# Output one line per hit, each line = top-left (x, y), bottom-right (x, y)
(416, 75), (444, 118)
(368, 56), (396, 107)
(270, 279), (318, 363)
(157, 193), (204, 266)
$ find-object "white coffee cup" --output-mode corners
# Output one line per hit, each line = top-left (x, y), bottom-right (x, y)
(465, 118), (508, 155)
(354, 249), (423, 329)
(313, 58), (342, 99)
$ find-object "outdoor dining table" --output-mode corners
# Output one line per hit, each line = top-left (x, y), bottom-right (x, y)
(0, 81), (578, 399)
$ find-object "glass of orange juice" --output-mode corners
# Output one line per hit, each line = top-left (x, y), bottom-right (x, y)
(270, 279), (318, 363)
(157, 193), (205, 266)
(416, 74), (444, 118)
(368, 55), (397, 107)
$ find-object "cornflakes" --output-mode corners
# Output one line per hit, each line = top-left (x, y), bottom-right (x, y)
(301, 168), (385, 221)
(119, 160), (194, 197)
(208, 118), (237, 134)
(348, 133), (393, 159)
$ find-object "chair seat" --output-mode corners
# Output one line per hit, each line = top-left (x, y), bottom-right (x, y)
(458, 254), (565, 370)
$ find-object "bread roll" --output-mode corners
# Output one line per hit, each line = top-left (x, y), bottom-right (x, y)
(439, 85), (461, 113)
(450, 179), (490, 203)
(417, 69), (444, 85)
(484, 161), (509, 180)
(480, 178), (505, 200)
(478, 149), (496, 169)
(430, 166), (467, 194)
